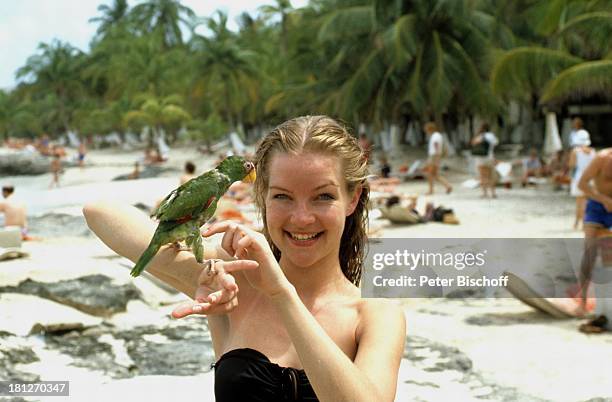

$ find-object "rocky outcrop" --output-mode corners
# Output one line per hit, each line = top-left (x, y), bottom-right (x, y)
(0, 150), (49, 176)
(0, 293), (103, 336)
(28, 213), (92, 238)
(44, 319), (214, 378)
(0, 275), (143, 317)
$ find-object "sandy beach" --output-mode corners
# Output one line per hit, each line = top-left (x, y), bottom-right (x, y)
(1, 144), (611, 402)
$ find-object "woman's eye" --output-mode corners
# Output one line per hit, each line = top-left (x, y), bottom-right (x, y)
(318, 193), (335, 200)
(273, 194), (289, 200)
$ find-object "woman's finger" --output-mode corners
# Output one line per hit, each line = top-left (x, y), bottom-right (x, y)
(219, 259), (259, 273)
(220, 223), (239, 256)
(203, 221), (236, 237)
(207, 288), (235, 304)
(218, 270), (238, 291)
(171, 301), (211, 318)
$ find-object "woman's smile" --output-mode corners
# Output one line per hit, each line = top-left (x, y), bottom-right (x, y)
(285, 230), (324, 246)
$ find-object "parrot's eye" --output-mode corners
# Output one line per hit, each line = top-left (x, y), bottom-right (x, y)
(244, 161), (254, 171)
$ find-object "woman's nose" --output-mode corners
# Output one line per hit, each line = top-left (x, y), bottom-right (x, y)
(290, 203), (316, 226)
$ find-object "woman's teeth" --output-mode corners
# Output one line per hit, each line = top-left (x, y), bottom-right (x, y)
(289, 232), (319, 240)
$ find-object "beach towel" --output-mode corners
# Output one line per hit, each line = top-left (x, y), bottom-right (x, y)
(495, 162), (513, 183)
(379, 205), (421, 224)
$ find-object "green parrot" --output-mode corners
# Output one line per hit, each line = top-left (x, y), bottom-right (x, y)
(130, 155), (256, 277)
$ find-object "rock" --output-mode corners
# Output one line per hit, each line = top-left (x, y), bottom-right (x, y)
(28, 213), (91, 238)
(0, 275), (143, 317)
(0, 332), (40, 382)
(117, 320), (214, 376)
(44, 318), (214, 379)
(0, 150), (49, 176)
(404, 335), (473, 373)
(45, 329), (134, 379)
(0, 293), (103, 336)
(112, 165), (177, 181)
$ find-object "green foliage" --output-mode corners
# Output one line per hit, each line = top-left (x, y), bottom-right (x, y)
(491, 47), (582, 100)
(2, 0), (610, 144)
(541, 60), (612, 103)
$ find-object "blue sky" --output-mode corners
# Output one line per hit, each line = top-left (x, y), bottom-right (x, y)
(0, 0), (307, 90)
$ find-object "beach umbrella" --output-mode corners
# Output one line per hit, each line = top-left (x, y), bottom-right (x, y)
(543, 112), (562, 155)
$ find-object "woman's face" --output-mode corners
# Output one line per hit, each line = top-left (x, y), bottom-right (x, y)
(265, 152), (359, 270)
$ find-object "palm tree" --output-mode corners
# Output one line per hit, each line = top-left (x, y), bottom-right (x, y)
(130, 0), (196, 48)
(312, 0), (498, 131)
(16, 40), (86, 134)
(89, 0), (130, 40)
(258, 0), (295, 56)
(124, 94), (191, 144)
(189, 12), (259, 130)
(85, 32), (188, 100)
(491, 2), (612, 136)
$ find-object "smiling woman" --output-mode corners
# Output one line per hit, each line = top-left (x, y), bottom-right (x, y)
(83, 115), (405, 402)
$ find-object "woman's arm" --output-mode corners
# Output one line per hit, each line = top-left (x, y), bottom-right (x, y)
(271, 289), (405, 402)
(82, 201), (244, 356)
(83, 201), (204, 295)
(568, 149), (577, 171)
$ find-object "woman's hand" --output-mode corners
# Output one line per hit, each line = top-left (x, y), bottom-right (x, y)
(171, 259), (258, 318)
(203, 221), (291, 298)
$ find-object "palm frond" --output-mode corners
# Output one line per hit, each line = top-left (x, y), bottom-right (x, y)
(541, 60), (612, 103)
(317, 6), (373, 42)
(491, 47), (582, 99)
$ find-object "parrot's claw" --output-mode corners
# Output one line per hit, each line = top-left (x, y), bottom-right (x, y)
(172, 242), (191, 253)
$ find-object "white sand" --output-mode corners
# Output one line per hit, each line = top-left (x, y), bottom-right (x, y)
(1, 145), (610, 402)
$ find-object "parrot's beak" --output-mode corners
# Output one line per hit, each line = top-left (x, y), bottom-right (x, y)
(243, 169), (256, 183)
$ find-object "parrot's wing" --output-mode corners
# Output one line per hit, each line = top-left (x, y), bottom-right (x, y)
(153, 171), (223, 222)
(151, 187), (181, 219)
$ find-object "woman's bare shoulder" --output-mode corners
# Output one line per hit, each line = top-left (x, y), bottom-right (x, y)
(355, 298), (405, 335)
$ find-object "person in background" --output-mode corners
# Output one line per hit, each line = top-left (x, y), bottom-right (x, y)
(0, 185), (29, 240)
(470, 123), (499, 198)
(521, 148), (543, 187)
(180, 161), (197, 185)
(424, 122), (452, 195)
(569, 117), (590, 148)
(78, 142), (87, 168)
(49, 154), (62, 189)
(569, 131), (596, 229)
(576, 148), (612, 333)
(128, 161), (141, 180)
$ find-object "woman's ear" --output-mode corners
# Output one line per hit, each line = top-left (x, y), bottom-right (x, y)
(346, 186), (363, 216)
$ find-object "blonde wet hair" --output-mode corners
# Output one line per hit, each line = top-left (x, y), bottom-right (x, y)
(253, 115), (369, 286)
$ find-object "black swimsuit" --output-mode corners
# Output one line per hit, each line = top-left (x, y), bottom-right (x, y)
(213, 348), (319, 401)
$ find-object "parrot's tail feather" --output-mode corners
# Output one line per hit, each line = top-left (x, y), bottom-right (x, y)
(131, 243), (161, 277)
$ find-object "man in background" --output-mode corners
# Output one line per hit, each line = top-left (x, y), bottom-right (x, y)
(577, 148), (612, 333)
(0, 185), (29, 240)
(180, 161), (197, 185)
(424, 122), (452, 195)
